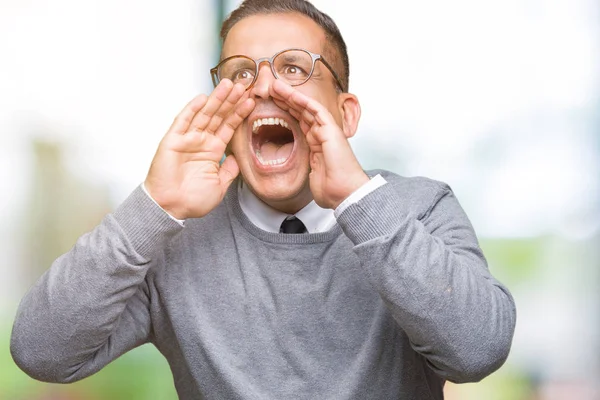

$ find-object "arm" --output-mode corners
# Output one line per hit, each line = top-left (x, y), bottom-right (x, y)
(11, 188), (182, 382)
(270, 80), (516, 382)
(11, 80), (255, 382)
(336, 177), (516, 383)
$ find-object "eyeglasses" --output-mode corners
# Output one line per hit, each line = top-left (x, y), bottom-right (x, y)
(210, 48), (344, 92)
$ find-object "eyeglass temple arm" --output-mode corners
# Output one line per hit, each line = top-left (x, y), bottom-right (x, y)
(318, 57), (345, 92)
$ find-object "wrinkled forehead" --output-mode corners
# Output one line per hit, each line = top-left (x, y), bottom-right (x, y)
(221, 12), (327, 60)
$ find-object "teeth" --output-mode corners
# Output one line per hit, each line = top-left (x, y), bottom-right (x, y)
(252, 117), (289, 133)
(255, 150), (287, 166)
(267, 158), (287, 165)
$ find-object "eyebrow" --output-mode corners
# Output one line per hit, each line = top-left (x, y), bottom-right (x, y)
(278, 54), (302, 62)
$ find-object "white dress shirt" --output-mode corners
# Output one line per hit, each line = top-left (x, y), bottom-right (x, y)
(142, 175), (387, 233)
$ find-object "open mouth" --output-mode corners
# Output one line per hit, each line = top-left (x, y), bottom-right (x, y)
(252, 117), (295, 166)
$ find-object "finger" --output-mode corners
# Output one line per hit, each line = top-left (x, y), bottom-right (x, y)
(281, 100), (316, 134)
(205, 83), (247, 134)
(283, 104), (300, 120)
(273, 93), (315, 125)
(271, 80), (334, 127)
(274, 97), (316, 131)
(309, 151), (324, 170)
(189, 79), (235, 132)
(300, 119), (313, 137)
(270, 82), (319, 127)
(168, 94), (209, 135)
(214, 98), (256, 144)
(273, 98), (291, 113)
(218, 154), (240, 193)
(270, 80), (305, 113)
(299, 108), (316, 126)
(285, 108), (312, 136)
(275, 98), (313, 133)
(269, 79), (313, 112)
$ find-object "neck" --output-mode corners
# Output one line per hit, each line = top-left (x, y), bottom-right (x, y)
(252, 189), (313, 215)
(240, 178), (315, 214)
(261, 193), (313, 214)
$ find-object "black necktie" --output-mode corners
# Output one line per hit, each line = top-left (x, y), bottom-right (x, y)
(279, 216), (307, 234)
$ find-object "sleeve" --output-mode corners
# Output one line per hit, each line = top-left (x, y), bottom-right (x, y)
(335, 179), (517, 383)
(10, 186), (184, 383)
(334, 174), (387, 216)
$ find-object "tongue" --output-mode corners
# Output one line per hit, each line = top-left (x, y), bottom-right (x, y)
(260, 142), (294, 161)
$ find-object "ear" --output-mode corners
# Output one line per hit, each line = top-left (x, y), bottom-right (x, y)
(337, 93), (361, 138)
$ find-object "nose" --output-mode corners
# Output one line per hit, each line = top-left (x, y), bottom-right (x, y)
(248, 61), (276, 100)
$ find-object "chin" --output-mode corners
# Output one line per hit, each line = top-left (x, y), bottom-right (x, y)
(244, 171), (312, 212)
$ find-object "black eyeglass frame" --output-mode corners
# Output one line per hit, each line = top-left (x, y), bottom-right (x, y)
(210, 48), (345, 92)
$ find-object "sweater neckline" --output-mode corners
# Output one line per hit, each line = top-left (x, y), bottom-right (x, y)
(226, 180), (343, 244)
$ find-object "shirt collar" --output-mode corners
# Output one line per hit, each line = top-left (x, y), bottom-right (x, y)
(237, 180), (336, 233)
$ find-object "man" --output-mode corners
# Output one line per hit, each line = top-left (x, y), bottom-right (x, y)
(11, 0), (516, 399)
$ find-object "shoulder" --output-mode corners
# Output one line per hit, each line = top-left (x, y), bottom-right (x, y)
(364, 169), (456, 220)
(366, 169), (451, 197)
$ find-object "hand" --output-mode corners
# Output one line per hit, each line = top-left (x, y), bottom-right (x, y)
(270, 80), (369, 210)
(145, 80), (255, 219)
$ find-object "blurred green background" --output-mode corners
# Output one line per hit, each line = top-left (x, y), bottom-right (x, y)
(1, 0), (598, 399)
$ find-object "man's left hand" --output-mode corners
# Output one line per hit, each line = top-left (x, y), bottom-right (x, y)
(270, 80), (369, 210)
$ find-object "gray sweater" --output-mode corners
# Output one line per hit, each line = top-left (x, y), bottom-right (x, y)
(11, 170), (516, 399)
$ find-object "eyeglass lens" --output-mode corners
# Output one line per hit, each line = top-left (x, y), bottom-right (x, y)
(217, 50), (314, 89)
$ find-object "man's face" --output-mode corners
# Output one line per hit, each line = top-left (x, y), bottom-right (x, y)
(222, 12), (343, 213)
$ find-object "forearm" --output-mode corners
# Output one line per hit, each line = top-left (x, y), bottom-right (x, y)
(10, 186), (183, 382)
(337, 180), (516, 382)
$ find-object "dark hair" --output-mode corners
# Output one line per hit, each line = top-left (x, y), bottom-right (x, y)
(220, 0), (349, 92)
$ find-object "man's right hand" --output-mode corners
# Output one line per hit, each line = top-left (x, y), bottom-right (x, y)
(144, 79), (255, 220)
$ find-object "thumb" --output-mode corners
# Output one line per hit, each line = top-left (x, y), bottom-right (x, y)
(218, 154), (240, 193)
